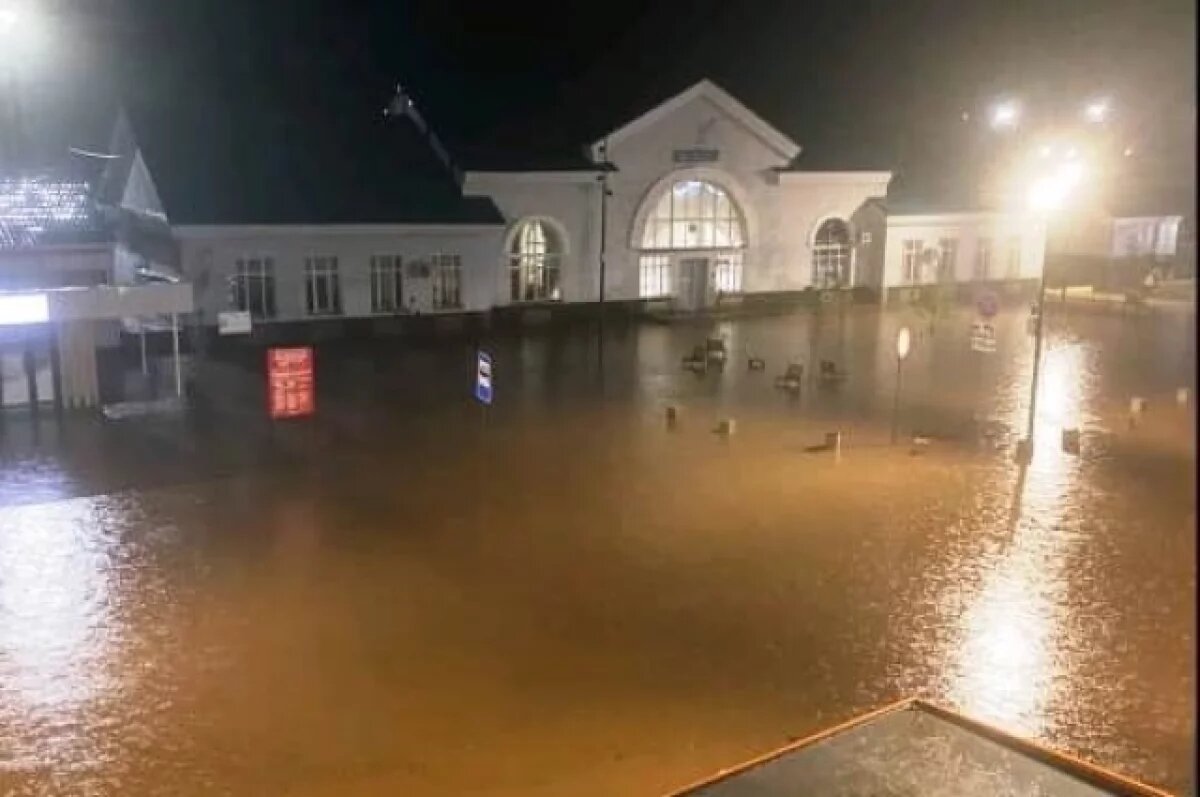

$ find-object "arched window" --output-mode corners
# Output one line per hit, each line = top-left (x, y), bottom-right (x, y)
(638, 180), (747, 297)
(641, 180), (746, 250)
(812, 218), (851, 288)
(509, 219), (563, 302)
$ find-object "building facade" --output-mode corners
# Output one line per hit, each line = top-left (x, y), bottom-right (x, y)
(464, 81), (892, 313)
(881, 211), (1047, 303)
(112, 80), (896, 336)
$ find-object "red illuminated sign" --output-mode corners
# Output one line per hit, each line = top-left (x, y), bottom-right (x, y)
(267, 346), (315, 419)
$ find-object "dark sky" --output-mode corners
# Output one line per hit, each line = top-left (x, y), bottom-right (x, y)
(16, 0), (1198, 201)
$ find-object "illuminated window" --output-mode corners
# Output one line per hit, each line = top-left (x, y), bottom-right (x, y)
(938, 238), (959, 282)
(232, 256), (276, 319)
(641, 180), (745, 250)
(975, 238), (992, 280)
(304, 256), (341, 316)
(370, 255), (404, 313)
(902, 240), (922, 284)
(639, 254), (672, 298)
(509, 219), (563, 302)
(813, 219), (851, 288)
(431, 254), (462, 310)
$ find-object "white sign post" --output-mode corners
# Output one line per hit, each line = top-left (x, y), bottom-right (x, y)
(971, 321), (997, 353)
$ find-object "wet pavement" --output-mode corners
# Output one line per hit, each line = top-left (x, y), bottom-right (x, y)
(0, 304), (1194, 796)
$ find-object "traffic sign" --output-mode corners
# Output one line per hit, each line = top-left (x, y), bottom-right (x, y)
(976, 291), (998, 319)
(267, 346), (315, 419)
(971, 322), (996, 353)
(475, 351), (493, 405)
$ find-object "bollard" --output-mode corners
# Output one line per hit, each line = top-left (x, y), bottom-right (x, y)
(1129, 397), (1147, 428)
(666, 405), (679, 428)
(825, 431), (842, 461)
(1177, 388), (1189, 406)
(1062, 428), (1081, 454)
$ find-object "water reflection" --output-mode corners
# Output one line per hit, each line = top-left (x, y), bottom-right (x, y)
(950, 342), (1091, 735)
(0, 498), (118, 766)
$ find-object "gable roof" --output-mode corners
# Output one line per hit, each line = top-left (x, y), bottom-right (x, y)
(590, 79), (801, 163)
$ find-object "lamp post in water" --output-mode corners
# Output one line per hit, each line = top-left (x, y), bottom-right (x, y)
(891, 326), (911, 444)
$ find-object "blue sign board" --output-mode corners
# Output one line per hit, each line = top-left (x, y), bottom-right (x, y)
(475, 351), (493, 405)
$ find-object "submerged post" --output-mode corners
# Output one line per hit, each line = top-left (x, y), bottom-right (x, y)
(171, 313), (182, 397)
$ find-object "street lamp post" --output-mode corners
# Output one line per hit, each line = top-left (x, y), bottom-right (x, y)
(1024, 257), (1048, 450)
(891, 326), (911, 444)
(977, 94), (1115, 459)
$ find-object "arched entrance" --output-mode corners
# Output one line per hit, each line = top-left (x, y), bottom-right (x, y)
(635, 178), (748, 310)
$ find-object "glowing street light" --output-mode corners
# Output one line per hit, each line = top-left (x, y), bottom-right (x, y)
(1026, 158), (1087, 213)
(1083, 98), (1111, 124)
(989, 100), (1020, 130)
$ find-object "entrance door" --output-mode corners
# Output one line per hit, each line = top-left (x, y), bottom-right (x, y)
(677, 258), (711, 312)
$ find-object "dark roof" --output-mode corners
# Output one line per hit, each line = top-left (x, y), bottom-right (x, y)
(126, 95), (504, 227)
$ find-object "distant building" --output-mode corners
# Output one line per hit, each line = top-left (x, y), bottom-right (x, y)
(880, 203), (1047, 304)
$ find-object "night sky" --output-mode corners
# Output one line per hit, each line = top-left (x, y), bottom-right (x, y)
(17, 0), (1199, 203)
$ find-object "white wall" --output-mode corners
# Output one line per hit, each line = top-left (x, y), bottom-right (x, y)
(177, 225), (504, 325)
(883, 213), (1047, 291)
(461, 174), (602, 305)
(469, 91), (889, 302)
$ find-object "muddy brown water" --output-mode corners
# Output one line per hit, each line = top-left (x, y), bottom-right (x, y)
(0, 305), (1194, 796)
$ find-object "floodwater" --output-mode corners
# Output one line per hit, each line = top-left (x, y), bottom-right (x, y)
(0, 304), (1194, 796)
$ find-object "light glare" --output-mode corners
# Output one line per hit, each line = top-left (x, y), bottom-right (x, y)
(990, 101), (1020, 130)
(1083, 99), (1110, 124)
(0, 293), (50, 325)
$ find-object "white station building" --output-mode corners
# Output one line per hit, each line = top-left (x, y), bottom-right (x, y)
(2, 78), (1054, 377)
(110, 80), (924, 336)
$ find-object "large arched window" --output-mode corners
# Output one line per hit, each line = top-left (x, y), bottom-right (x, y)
(640, 180), (746, 250)
(812, 218), (851, 289)
(509, 219), (563, 302)
(638, 179), (747, 297)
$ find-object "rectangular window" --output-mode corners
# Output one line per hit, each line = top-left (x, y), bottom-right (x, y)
(304, 256), (341, 316)
(937, 238), (958, 282)
(639, 254), (672, 298)
(975, 238), (992, 280)
(902, 240), (922, 284)
(431, 254), (462, 310)
(1006, 237), (1021, 278)
(232, 256), (276, 319)
(370, 255), (404, 313)
(713, 252), (743, 293)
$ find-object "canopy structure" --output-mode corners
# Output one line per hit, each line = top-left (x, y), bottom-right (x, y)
(669, 699), (1173, 797)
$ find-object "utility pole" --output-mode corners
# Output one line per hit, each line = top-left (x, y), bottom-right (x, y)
(596, 139), (611, 312)
(1024, 253), (1048, 445)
